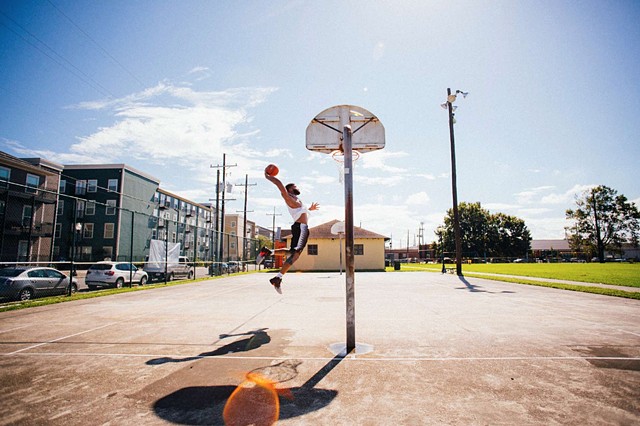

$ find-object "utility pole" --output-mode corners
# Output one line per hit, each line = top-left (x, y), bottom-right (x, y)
(444, 88), (468, 276)
(236, 174), (256, 261)
(266, 206), (281, 248)
(211, 154), (236, 268)
(418, 222), (424, 260)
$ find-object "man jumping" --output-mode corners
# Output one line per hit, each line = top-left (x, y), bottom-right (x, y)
(257, 169), (319, 293)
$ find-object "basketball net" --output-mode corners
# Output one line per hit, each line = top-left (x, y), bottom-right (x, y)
(331, 150), (360, 184)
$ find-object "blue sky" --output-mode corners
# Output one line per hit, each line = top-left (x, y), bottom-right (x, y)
(1, 0), (639, 248)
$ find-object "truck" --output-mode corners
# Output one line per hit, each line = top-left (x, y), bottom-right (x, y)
(144, 240), (194, 282)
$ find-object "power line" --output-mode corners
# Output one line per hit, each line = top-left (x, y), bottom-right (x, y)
(0, 11), (114, 97)
(46, 0), (148, 90)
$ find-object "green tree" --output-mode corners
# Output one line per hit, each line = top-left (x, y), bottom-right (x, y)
(435, 202), (532, 259)
(565, 185), (640, 262)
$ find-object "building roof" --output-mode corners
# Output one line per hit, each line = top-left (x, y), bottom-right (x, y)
(530, 239), (571, 250)
(63, 163), (160, 184)
(0, 151), (59, 176)
(290, 219), (389, 240)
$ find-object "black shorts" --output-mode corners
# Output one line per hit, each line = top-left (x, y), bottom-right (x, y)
(290, 222), (309, 253)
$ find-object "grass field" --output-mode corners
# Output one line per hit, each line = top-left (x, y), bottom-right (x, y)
(396, 262), (640, 287)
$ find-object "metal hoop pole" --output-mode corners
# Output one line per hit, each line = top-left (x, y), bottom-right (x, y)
(343, 124), (356, 353)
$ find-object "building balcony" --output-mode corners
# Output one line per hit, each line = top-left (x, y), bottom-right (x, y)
(3, 221), (54, 237)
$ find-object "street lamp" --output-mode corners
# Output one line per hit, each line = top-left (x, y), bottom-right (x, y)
(442, 88), (468, 276)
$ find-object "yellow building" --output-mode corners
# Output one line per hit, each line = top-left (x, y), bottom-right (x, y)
(286, 219), (389, 272)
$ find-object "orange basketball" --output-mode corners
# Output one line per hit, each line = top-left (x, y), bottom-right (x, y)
(265, 164), (279, 176)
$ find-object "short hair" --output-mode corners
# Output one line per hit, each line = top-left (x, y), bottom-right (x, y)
(285, 183), (296, 192)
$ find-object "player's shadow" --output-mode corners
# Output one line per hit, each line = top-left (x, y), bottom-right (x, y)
(152, 355), (343, 425)
(146, 328), (271, 365)
(455, 276), (515, 294)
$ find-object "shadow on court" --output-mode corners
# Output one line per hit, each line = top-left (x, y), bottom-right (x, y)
(152, 355), (343, 425)
(456, 275), (516, 294)
(146, 328), (271, 365)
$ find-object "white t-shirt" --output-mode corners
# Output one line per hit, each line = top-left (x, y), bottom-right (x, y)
(287, 198), (309, 222)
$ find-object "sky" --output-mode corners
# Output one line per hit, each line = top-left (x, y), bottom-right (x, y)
(1, 0), (639, 249)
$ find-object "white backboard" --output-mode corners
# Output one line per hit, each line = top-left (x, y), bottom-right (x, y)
(306, 105), (385, 153)
(330, 221), (345, 235)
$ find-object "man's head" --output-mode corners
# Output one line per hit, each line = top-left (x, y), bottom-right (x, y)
(285, 183), (300, 196)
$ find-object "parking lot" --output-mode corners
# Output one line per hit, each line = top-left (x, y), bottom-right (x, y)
(0, 272), (638, 425)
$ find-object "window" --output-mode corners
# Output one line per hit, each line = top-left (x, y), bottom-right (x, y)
(26, 174), (39, 194)
(106, 200), (116, 215)
(55, 223), (61, 238)
(231, 221), (236, 228)
(104, 223), (114, 239)
(308, 244), (318, 255)
(75, 180), (87, 195)
(22, 205), (33, 227)
(0, 200), (5, 216)
(80, 246), (92, 261)
(87, 179), (98, 192)
(108, 179), (118, 192)
(59, 179), (66, 193)
(76, 200), (85, 218)
(57, 200), (64, 216)
(354, 244), (364, 255)
(85, 201), (96, 216)
(171, 232), (176, 243)
(18, 241), (29, 261)
(83, 223), (94, 239)
(102, 246), (113, 260)
(0, 167), (9, 188)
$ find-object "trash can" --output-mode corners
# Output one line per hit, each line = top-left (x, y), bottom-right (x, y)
(394, 261), (401, 271)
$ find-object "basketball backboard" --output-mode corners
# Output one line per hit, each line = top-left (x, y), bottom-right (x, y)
(330, 221), (345, 235)
(306, 105), (385, 153)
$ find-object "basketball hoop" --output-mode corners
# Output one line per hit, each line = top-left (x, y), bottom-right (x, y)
(331, 149), (360, 183)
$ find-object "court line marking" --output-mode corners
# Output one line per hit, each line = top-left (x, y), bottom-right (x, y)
(5, 322), (120, 355)
(0, 325), (31, 334)
(5, 352), (640, 363)
(2, 283), (262, 356)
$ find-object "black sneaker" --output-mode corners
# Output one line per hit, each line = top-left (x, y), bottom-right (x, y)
(269, 276), (282, 294)
(256, 247), (273, 265)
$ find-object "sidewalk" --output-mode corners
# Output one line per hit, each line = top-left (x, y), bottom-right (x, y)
(461, 271), (640, 293)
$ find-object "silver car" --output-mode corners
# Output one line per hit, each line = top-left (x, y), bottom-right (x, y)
(0, 266), (78, 301)
(85, 261), (148, 289)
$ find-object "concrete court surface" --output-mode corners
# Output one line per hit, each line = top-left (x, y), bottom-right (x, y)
(0, 272), (638, 425)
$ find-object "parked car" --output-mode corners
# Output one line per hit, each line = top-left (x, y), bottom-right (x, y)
(143, 256), (194, 282)
(0, 266), (78, 301)
(85, 261), (148, 289)
(227, 261), (241, 273)
(263, 259), (275, 269)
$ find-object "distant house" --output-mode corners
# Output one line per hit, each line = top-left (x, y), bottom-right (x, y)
(285, 219), (389, 272)
(530, 239), (571, 254)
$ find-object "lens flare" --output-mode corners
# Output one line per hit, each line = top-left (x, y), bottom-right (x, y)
(223, 372), (289, 426)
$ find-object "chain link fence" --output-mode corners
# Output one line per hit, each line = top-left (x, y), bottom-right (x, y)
(0, 185), (267, 282)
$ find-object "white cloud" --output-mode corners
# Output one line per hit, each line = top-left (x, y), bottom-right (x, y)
(63, 84), (278, 169)
(406, 191), (430, 205)
(373, 41), (385, 61)
(415, 173), (436, 180)
(483, 203), (521, 211)
(540, 184), (596, 205)
(514, 186), (555, 204)
(360, 149), (409, 173)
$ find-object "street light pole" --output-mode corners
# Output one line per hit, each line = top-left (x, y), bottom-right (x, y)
(446, 88), (465, 276)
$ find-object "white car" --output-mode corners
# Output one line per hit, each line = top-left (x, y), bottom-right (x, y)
(85, 261), (148, 290)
